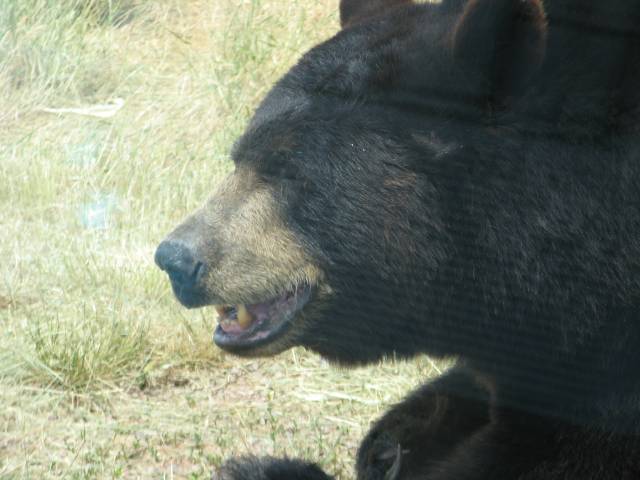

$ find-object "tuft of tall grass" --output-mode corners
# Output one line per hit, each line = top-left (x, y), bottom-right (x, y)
(25, 307), (151, 391)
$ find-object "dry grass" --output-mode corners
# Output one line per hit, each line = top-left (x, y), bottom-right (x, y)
(2, 353), (447, 479)
(0, 1), (446, 478)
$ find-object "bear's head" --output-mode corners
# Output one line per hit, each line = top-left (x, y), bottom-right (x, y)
(155, 0), (547, 364)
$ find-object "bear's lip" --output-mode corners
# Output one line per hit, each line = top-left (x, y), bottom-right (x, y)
(212, 283), (313, 351)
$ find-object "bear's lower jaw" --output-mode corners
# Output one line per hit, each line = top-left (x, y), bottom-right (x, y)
(212, 282), (314, 353)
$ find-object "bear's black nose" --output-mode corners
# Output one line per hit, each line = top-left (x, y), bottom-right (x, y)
(155, 240), (201, 277)
(155, 240), (207, 307)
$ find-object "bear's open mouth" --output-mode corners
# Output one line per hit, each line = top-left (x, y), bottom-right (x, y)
(213, 283), (313, 351)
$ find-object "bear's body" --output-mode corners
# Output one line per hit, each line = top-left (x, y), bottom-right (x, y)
(155, 1), (640, 478)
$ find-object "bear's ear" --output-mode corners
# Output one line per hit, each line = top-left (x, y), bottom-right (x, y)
(340, 0), (413, 28)
(451, 0), (547, 104)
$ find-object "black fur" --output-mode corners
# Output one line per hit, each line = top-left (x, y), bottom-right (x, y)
(213, 457), (334, 480)
(527, 0), (640, 135)
(174, 0), (640, 478)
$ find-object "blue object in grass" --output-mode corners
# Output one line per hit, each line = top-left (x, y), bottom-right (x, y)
(79, 193), (118, 230)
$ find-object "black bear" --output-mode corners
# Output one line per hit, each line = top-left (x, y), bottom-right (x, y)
(155, 0), (640, 478)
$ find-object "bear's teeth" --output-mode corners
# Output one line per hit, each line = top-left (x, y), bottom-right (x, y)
(237, 304), (254, 329)
(214, 305), (252, 330)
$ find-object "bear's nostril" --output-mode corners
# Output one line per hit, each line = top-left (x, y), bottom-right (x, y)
(193, 261), (205, 282)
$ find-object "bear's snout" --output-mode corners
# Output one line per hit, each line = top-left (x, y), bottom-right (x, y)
(155, 239), (208, 308)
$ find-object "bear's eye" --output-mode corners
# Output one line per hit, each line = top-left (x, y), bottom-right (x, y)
(258, 156), (302, 183)
(256, 156), (317, 197)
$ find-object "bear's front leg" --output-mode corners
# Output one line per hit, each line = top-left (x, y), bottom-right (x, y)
(356, 366), (491, 480)
(213, 456), (335, 480)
